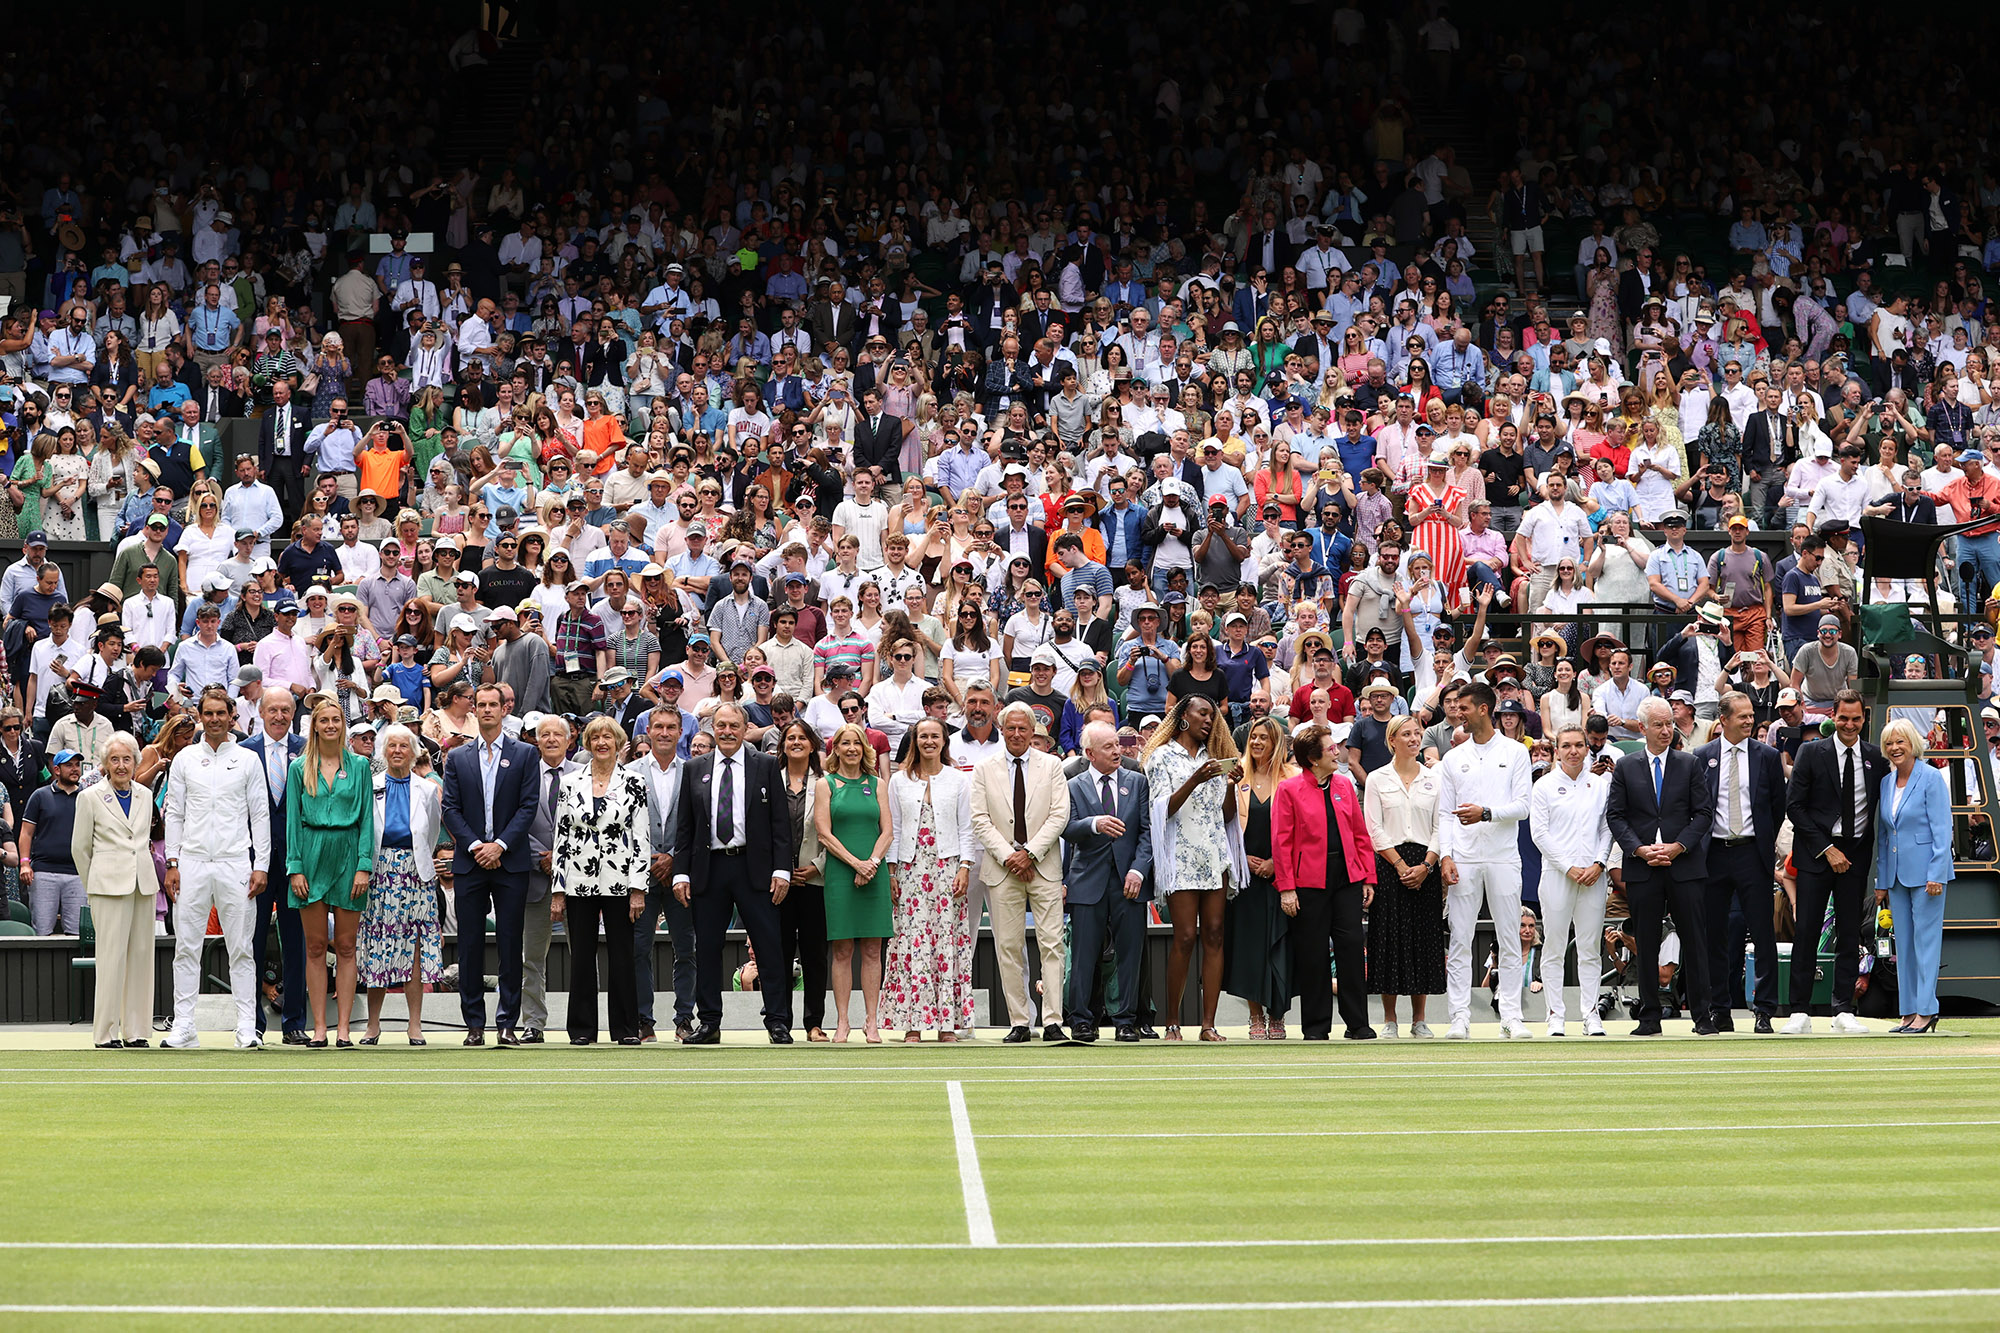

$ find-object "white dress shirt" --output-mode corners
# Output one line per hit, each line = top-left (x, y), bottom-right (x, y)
(1714, 738), (1756, 839)
(163, 737), (273, 865)
(1433, 734), (1533, 863)
(866, 674), (929, 749)
(1832, 738), (1870, 837)
(709, 751), (748, 850)
(122, 593), (179, 650)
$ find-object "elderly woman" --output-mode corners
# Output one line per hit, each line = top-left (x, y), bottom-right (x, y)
(552, 716), (651, 1044)
(70, 734), (157, 1048)
(359, 725), (444, 1045)
(1273, 721), (1378, 1041)
(1875, 718), (1954, 1034)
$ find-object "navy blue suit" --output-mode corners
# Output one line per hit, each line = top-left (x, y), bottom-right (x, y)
(441, 734), (541, 1032)
(1694, 737), (1787, 1019)
(1607, 746), (1715, 1023)
(243, 730), (307, 1036)
(1061, 766), (1153, 1030)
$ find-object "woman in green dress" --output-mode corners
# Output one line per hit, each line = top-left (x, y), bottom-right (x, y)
(814, 722), (892, 1043)
(7, 429), (55, 538)
(286, 699), (376, 1047)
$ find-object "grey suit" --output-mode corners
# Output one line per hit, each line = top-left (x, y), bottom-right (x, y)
(520, 757), (575, 1036)
(1062, 766), (1153, 1030)
(627, 754), (696, 1034)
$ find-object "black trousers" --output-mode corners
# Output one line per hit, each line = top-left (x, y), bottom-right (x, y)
(691, 853), (789, 1031)
(251, 886), (306, 1035)
(456, 869), (527, 1031)
(1791, 835), (1870, 1014)
(1291, 884), (1369, 1038)
(776, 879), (830, 1031)
(267, 453), (306, 519)
(1625, 870), (1709, 1023)
(1704, 841), (1778, 1017)
(565, 895), (639, 1042)
(1068, 888), (1146, 1028)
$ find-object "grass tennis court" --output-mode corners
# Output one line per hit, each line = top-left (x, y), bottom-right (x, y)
(3, 1028), (1998, 1329)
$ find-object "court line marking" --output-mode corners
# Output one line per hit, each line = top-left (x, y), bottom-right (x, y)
(4, 1289), (1996, 1314)
(981, 1118), (2000, 1140)
(944, 1081), (995, 1248)
(2, 1224), (1995, 1254)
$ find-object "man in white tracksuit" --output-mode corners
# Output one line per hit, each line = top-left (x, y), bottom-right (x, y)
(1434, 681), (1534, 1039)
(163, 684), (273, 1049)
(1529, 726), (1615, 1037)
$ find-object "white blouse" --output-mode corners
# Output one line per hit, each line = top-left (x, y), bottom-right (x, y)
(1361, 761), (1441, 854)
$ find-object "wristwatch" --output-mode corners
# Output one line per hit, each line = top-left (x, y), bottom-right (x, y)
(164, 859), (178, 869)
(1479, 808), (1492, 822)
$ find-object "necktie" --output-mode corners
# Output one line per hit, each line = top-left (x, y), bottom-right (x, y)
(266, 743), (284, 801)
(1652, 755), (1664, 809)
(545, 766), (560, 818)
(1726, 745), (1742, 838)
(1013, 757), (1029, 845)
(716, 755), (735, 845)
(1840, 747), (1855, 839)
(1101, 774), (1115, 816)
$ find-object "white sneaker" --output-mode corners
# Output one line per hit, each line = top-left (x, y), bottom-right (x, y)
(1409, 1022), (1435, 1039)
(163, 1029), (201, 1050)
(1380, 1021), (1399, 1039)
(1446, 1019), (1470, 1040)
(1583, 1013), (1606, 1037)
(1502, 1021), (1533, 1039)
(1782, 1013), (1812, 1035)
(1546, 1018), (1566, 1038)
(235, 1031), (263, 1049)
(1492, 587), (1512, 609)
(1830, 1013), (1870, 1035)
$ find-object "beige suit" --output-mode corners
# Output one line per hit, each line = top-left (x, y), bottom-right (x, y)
(969, 747), (1072, 1027)
(71, 781), (159, 1046)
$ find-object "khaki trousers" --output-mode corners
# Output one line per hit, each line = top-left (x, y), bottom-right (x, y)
(89, 891), (157, 1046)
(986, 870), (1064, 1028)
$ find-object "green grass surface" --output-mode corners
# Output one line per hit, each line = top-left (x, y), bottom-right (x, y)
(3, 1028), (1999, 1329)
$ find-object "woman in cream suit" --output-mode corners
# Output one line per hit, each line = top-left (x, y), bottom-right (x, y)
(359, 725), (445, 1046)
(883, 717), (977, 1042)
(552, 716), (651, 1045)
(71, 733), (157, 1049)
(1875, 718), (1954, 1034)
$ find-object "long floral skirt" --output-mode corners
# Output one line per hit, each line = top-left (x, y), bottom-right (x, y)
(880, 802), (974, 1032)
(358, 847), (444, 989)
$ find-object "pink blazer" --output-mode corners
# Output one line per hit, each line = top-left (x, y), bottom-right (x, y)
(1271, 771), (1376, 892)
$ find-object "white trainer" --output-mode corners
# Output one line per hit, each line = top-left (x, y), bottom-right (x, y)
(1583, 1013), (1606, 1037)
(1546, 1019), (1566, 1038)
(1380, 1022), (1399, 1039)
(235, 1031), (263, 1049)
(1782, 1013), (1812, 1034)
(1408, 1022), (1435, 1039)
(1445, 1019), (1470, 1040)
(1830, 1013), (1870, 1035)
(163, 1030), (201, 1050)
(1502, 1021), (1533, 1039)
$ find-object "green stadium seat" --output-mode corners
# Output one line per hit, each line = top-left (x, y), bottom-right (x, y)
(0, 920), (32, 936)
(7, 899), (28, 925)
(68, 902), (96, 1024)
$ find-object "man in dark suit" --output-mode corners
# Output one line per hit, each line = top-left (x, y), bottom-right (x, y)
(196, 365), (246, 421)
(242, 691), (308, 1042)
(1606, 696), (1715, 1034)
(1617, 248), (1656, 322)
(1694, 691), (1788, 1033)
(806, 281), (855, 357)
(851, 384), (905, 483)
(1061, 722), (1153, 1042)
(1783, 689), (1887, 1034)
(257, 379), (313, 522)
(440, 683), (541, 1046)
(671, 700), (795, 1044)
(1739, 385), (1792, 526)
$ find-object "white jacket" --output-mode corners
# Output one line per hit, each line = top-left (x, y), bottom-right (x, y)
(886, 766), (976, 866)
(372, 772), (444, 883)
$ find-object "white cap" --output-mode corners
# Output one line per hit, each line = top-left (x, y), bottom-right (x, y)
(449, 613), (479, 634)
(1030, 645), (1061, 668)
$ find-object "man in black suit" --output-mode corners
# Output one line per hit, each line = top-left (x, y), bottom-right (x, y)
(1694, 691), (1788, 1033)
(806, 281), (855, 357)
(197, 364), (246, 421)
(1782, 690), (1886, 1034)
(440, 683), (542, 1046)
(242, 690), (309, 1042)
(851, 384), (905, 484)
(1616, 246), (1656, 322)
(1605, 696), (1715, 1034)
(1738, 383), (1792, 526)
(671, 700), (795, 1044)
(257, 379), (313, 521)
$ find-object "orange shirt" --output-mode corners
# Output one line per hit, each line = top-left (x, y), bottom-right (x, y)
(356, 444), (407, 503)
(582, 415), (626, 473)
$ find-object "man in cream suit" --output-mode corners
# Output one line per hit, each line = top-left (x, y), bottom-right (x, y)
(520, 714), (577, 1043)
(969, 702), (1072, 1041)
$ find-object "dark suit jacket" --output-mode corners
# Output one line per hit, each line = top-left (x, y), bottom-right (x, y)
(1242, 228), (1298, 274)
(197, 383), (246, 422)
(1061, 768), (1153, 905)
(993, 521), (1049, 576)
(671, 746), (792, 892)
(258, 405), (314, 475)
(440, 734), (541, 876)
(1606, 746), (1714, 883)
(1693, 736), (1787, 874)
(806, 300), (855, 356)
(1739, 410), (1792, 477)
(240, 732), (304, 877)
(851, 412), (905, 481)
(1618, 268), (1654, 322)
(1787, 736), (1888, 865)
(0, 736), (47, 828)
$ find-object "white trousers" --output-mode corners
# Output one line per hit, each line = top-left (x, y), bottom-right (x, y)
(89, 891), (156, 1045)
(1537, 860), (1607, 1025)
(1447, 859), (1523, 1025)
(172, 855), (257, 1039)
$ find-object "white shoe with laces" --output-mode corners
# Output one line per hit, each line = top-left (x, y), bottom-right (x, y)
(1445, 1019), (1470, 1040)
(1502, 1021), (1534, 1039)
(1830, 1013), (1870, 1035)
(163, 1029), (200, 1050)
(1782, 1013), (1812, 1034)
(1380, 1021), (1399, 1039)
(1583, 1013), (1606, 1037)
(1409, 1022), (1435, 1039)
(1546, 1018), (1566, 1038)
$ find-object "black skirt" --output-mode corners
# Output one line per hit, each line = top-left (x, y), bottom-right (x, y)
(1367, 842), (1445, 997)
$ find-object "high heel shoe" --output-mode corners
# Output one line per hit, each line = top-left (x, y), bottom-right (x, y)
(1907, 1015), (1940, 1034)
(1246, 1016), (1267, 1040)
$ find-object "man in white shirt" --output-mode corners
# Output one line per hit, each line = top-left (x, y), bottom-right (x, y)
(866, 638), (929, 751)
(1805, 446), (1873, 529)
(221, 455), (284, 560)
(831, 470), (890, 571)
(333, 515), (381, 583)
(121, 563), (178, 651)
(1512, 474), (1592, 611)
(1529, 726), (1613, 1036)
(1592, 649), (1650, 741)
(457, 301), (499, 371)
(1434, 682), (1535, 1039)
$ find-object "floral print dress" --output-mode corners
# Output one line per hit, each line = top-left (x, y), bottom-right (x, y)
(1145, 740), (1229, 898)
(881, 785), (973, 1033)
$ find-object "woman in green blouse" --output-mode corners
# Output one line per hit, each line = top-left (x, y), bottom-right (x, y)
(8, 430), (55, 537)
(286, 699), (376, 1047)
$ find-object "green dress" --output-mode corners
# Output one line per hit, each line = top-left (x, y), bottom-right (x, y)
(822, 772), (891, 941)
(9, 454), (44, 536)
(285, 751), (376, 911)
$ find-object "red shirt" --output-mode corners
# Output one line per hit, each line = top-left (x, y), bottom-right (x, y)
(1290, 679), (1357, 723)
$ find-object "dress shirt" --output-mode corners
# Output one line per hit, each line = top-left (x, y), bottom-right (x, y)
(710, 751), (744, 849)
(1433, 734), (1533, 863)
(253, 630), (314, 694)
(1529, 765), (1612, 868)
(260, 731), (290, 801)
(1361, 762), (1441, 853)
(639, 754), (680, 830)
(167, 635), (239, 695)
(866, 675), (929, 749)
(222, 481), (284, 547)
(121, 593), (179, 650)
(268, 401), (298, 455)
(305, 422), (363, 473)
(1834, 738), (1870, 837)
(1716, 739), (1755, 838)
(163, 737), (272, 865)
(475, 734), (508, 847)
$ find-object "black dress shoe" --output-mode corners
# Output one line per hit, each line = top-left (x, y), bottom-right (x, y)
(1071, 1026), (1098, 1043)
(1692, 1020), (1718, 1036)
(1710, 1014), (1736, 1033)
(1754, 1014), (1775, 1034)
(519, 1029), (545, 1044)
(1343, 1028), (1378, 1040)
(463, 1030), (486, 1047)
(1136, 1025), (1160, 1039)
(1001, 1025), (1032, 1044)
(95, 1041), (123, 1049)
(769, 1029), (795, 1044)
(1302, 1032), (1330, 1041)
(1631, 1020), (1663, 1036)
(1114, 1027), (1140, 1042)
(1041, 1023), (1068, 1042)
(497, 1029), (523, 1047)
(282, 1031), (311, 1046)
(683, 1024), (721, 1045)
(617, 1036), (642, 1046)
(569, 1036), (596, 1045)
(122, 1039), (150, 1048)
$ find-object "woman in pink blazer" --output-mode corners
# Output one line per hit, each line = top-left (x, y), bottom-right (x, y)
(1272, 723), (1377, 1040)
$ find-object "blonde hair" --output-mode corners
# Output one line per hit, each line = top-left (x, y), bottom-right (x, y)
(1239, 715), (1294, 786)
(1879, 717), (1928, 759)
(300, 700), (348, 796)
(826, 723), (873, 777)
(581, 715), (627, 757)
(1385, 714), (1422, 748)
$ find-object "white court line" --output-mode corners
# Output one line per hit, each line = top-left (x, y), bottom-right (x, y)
(982, 1118), (2000, 1140)
(2, 1224), (1995, 1253)
(945, 1081), (995, 1248)
(4, 1289), (1996, 1315)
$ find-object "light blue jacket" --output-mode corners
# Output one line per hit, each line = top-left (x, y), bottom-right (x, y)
(1874, 763), (1955, 892)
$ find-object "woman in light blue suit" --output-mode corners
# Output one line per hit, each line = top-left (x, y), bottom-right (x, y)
(1875, 719), (1953, 1034)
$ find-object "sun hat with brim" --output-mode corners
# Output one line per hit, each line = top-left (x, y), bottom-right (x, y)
(1577, 633), (1625, 661)
(1530, 631), (1568, 654)
(1695, 604), (1726, 626)
(1360, 680), (1399, 698)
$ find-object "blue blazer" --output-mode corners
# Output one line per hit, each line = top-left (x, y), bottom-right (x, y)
(1060, 767), (1153, 906)
(440, 735), (541, 876)
(240, 731), (304, 877)
(1875, 763), (1956, 892)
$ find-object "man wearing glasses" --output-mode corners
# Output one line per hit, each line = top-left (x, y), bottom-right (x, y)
(304, 397), (364, 504)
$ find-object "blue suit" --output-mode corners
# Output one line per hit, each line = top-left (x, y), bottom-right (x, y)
(242, 730), (306, 1036)
(441, 735), (541, 1032)
(1875, 763), (1955, 1017)
(1061, 766), (1153, 1030)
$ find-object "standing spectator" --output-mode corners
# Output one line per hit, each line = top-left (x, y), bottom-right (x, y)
(552, 717), (651, 1045)
(19, 749), (86, 935)
(69, 734), (157, 1048)
(358, 725), (444, 1046)
(882, 717), (976, 1042)
(1361, 715), (1446, 1039)
(1273, 721), (1377, 1041)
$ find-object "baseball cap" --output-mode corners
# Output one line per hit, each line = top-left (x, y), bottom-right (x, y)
(237, 666), (263, 685)
(234, 528), (257, 542)
(687, 632), (711, 646)
(455, 570), (481, 585)
(486, 605), (518, 623)
(49, 749), (81, 766)
(824, 660), (856, 679)
(145, 514), (169, 530)
(1029, 645), (1061, 668)
(449, 613), (479, 634)
(1726, 514), (1750, 529)
(1776, 688), (1802, 706)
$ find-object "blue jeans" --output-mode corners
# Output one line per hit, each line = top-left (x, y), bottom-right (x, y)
(634, 884), (696, 1030)
(1467, 560), (1509, 600)
(1958, 533), (2000, 610)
